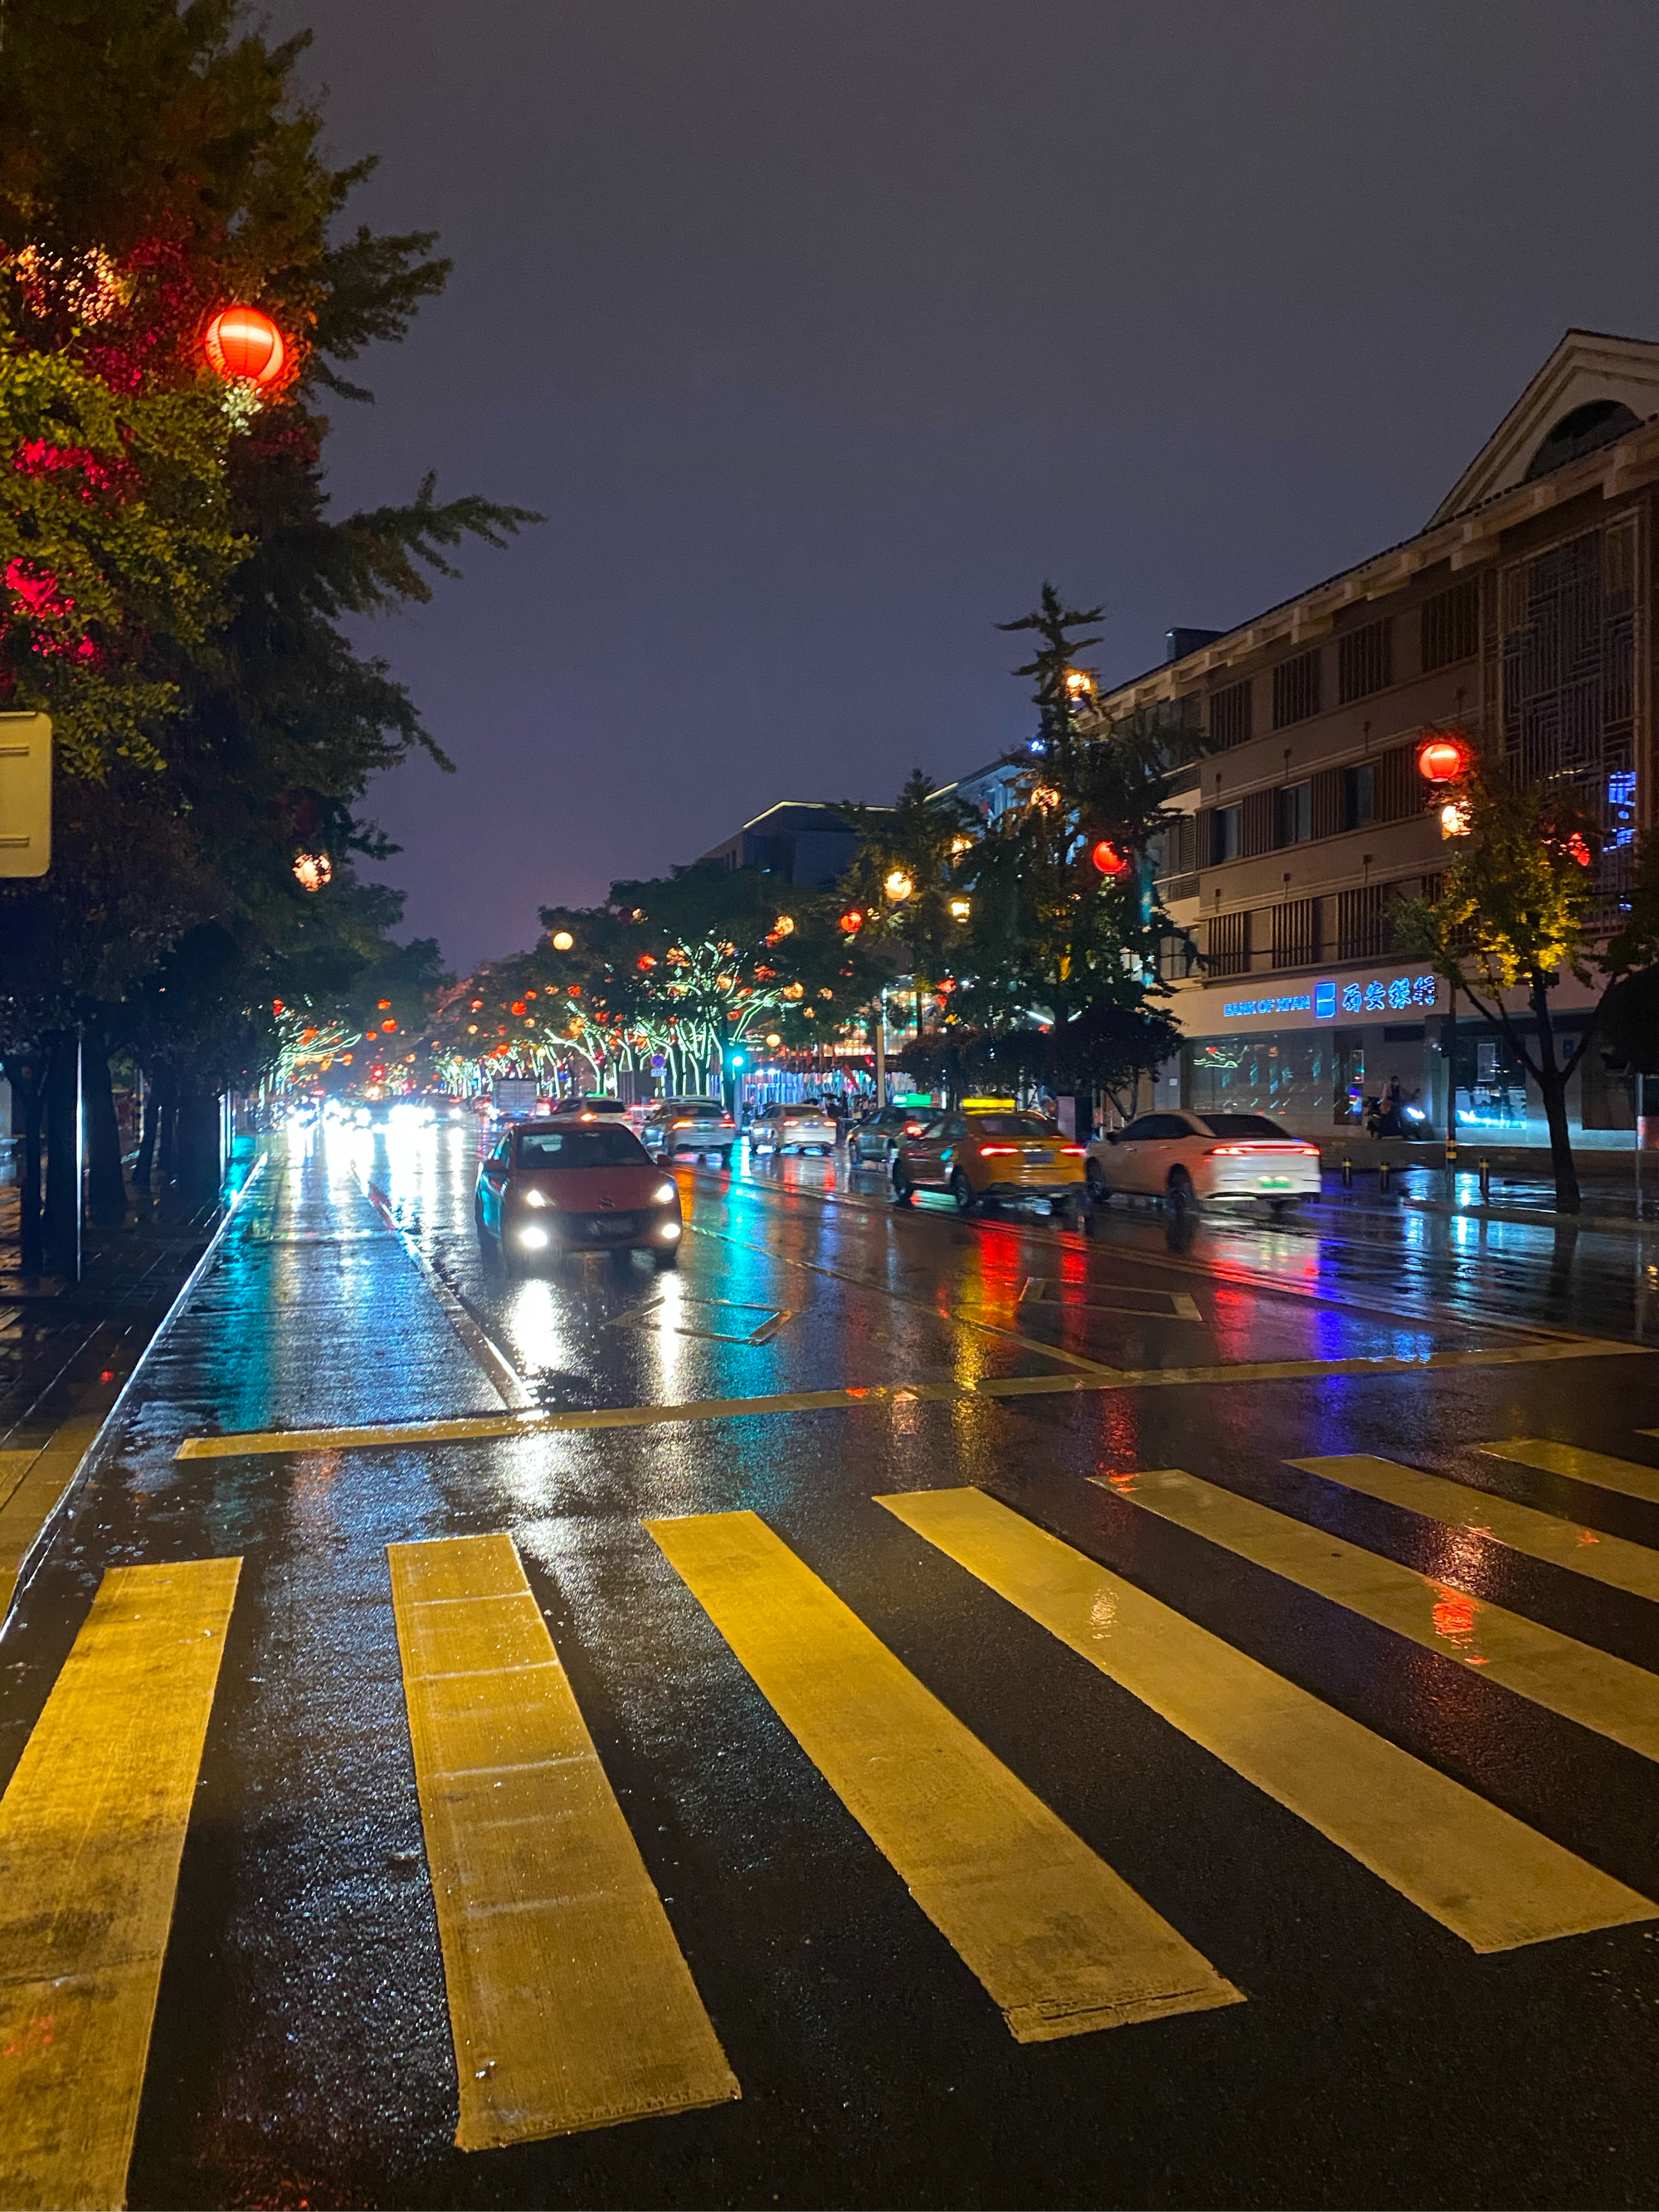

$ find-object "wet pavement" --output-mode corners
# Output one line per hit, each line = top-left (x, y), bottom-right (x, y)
(7, 1120), (1659, 2207)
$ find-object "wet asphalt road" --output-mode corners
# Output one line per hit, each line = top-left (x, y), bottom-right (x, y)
(9, 1120), (1659, 2209)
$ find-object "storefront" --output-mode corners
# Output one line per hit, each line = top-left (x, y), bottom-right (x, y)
(1172, 963), (1630, 1148)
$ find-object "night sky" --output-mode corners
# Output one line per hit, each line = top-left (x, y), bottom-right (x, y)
(267, 0), (1659, 975)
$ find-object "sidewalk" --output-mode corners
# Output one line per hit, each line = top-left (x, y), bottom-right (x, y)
(1311, 1165), (1659, 1234)
(0, 1144), (258, 1618)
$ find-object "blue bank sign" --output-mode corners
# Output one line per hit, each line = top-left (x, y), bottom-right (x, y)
(1199, 968), (1443, 1033)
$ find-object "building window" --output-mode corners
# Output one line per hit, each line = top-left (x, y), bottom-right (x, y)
(1338, 618), (1392, 703)
(1206, 910), (1250, 976)
(1337, 883), (1398, 962)
(1272, 648), (1321, 729)
(1210, 678), (1253, 749)
(1155, 814), (1199, 878)
(1503, 524), (1636, 914)
(1211, 804), (1241, 863)
(1272, 897), (1318, 970)
(1276, 781), (1311, 846)
(1421, 579), (1479, 673)
(1344, 761), (1374, 829)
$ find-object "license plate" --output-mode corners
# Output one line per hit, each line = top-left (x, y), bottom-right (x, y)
(1258, 1176), (1292, 1190)
(1023, 1150), (1048, 1163)
(586, 1216), (628, 1237)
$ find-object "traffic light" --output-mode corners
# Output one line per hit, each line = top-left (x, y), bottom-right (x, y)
(0, 712), (51, 878)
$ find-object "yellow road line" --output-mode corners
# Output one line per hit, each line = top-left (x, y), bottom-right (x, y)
(0, 1555), (241, 2212)
(173, 1338), (1651, 1463)
(0, 1416), (104, 1616)
(1485, 1439), (1659, 1506)
(645, 1509), (1241, 2043)
(878, 1487), (1652, 1954)
(389, 1534), (737, 2148)
(1292, 1454), (1659, 1607)
(1096, 1467), (1659, 1764)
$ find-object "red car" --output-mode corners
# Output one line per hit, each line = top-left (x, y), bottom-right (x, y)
(475, 1117), (683, 1271)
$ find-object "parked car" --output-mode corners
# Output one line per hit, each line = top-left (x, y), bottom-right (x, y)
(750, 1100), (838, 1155)
(642, 1097), (737, 1165)
(892, 1102), (1086, 1213)
(1085, 1110), (1321, 1213)
(848, 1104), (922, 1164)
(474, 1119), (682, 1271)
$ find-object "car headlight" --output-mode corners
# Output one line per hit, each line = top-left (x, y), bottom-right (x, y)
(660, 1220), (681, 1240)
(518, 1226), (550, 1249)
(522, 1188), (551, 1209)
(653, 1181), (676, 1205)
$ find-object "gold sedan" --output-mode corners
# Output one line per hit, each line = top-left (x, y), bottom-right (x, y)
(892, 1101), (1087, 1214)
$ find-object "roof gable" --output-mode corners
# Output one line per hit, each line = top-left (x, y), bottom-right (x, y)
(1430, 328), (1659, 525)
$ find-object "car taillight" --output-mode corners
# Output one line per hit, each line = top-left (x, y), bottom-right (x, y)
(1060, 1145), (1085, 1155)
(978, 1144), (1018, 1156)
(673, 1118), (693, 1126)
(903, 1123), (923, 1135)
(1301, 1145), (1321, 1157)
(1209, 1145), (1249, 1155)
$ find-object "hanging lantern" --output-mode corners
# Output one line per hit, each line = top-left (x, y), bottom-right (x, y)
(203, 306), (286, 386)
(1091, 838), (1131, 877)
(839, 908), (864, 934)
(1417, 734), (1471, 784)
(293, 851), (331, 892)
(551, 930), (575, 951)
(884, 869), (913, 902)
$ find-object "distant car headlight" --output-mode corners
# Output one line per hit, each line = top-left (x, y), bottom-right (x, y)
(653, 1182), (676, 1205)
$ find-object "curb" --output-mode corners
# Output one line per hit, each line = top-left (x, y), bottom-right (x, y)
(0, 1150), (269, 1636)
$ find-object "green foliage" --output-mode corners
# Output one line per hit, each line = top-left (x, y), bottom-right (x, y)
(0, 0), (538, 1100)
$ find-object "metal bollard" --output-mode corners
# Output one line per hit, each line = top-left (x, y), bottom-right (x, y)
(1379, 1159), (1392, 1194)
(1444, 1139), (1457, 1169)
(1341, 1155), (1353, 1189)
(1479, 1157), (1491, 1200)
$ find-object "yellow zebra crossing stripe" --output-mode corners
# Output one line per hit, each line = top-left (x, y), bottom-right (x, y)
(1486, 1440), (1659, 1507)
(878, 1487), (1652, 1954)
(646, 1510), (1242, 2041)
(0, 1556), (241, 2212)
(388, 1534), (738, 2149)
(1291, 1454), (1659, 1607)
(1096, 1466), (1659, 1764)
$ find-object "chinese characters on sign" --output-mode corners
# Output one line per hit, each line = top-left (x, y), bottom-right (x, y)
(1339, 975), (1438, 1015)
(1219, 973), (1438, 1023)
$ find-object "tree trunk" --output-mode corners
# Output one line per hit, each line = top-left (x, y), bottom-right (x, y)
(1530, 971), (1580, 1213)
(83, 1040), (128, 1225)
(3, 1052), (46, 1277)
(158, 1073), (177, 1181)
(134, 1067), (166, 1189)
(42, 1031), (80, 1273)
(173, 1088), (221, 1197)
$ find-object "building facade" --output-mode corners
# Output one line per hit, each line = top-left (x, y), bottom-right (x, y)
(1086, 329), (1659, 1147)
(698, 801), (873, 888)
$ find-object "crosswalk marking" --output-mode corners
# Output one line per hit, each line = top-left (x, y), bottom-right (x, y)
(879, 1487), (1653, 1954)
(0, 1556), (241, 2212)
(1093, 1466), (1659, 1764)
(1482, 1440), (1659, 1505)
(646, 1510), (1242, 2041)
(1291, 1454), (1659, 1607)
(388, 1534), (737, 2149)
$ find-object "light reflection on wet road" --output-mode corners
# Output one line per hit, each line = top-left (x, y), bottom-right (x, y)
(4, 1119), (1659, 2209)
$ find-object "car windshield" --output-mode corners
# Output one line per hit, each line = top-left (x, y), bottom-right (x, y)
(968, 1114), (1056, 1138)
(1199, 1113), (1292, 1139)
(781, 1105), (825, 1119)
(516, 1127), (648, 1168)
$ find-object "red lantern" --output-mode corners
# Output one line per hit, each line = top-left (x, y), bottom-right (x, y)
(1417, 735), (1470, 784)
(1091, 838), (1131, 877)
(839, 908), (864, 934)
(203, 306), (286, 386)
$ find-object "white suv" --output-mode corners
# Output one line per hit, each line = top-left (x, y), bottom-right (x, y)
(1086, 1111), (1321, 1214)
